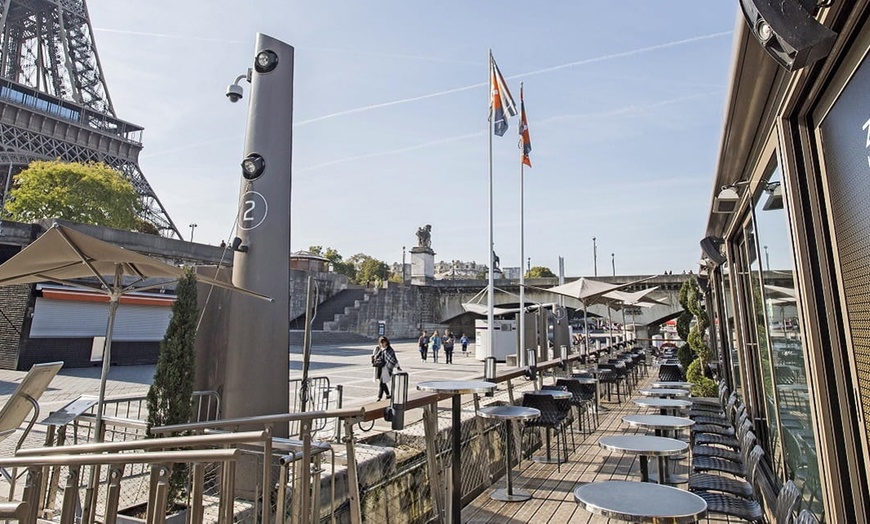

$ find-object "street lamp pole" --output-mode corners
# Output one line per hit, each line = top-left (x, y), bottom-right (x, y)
(402, 246), (406, 285)
(593, 237), (597, 276)
(189, 223), (197, 242)
(611, 253), (615, 276)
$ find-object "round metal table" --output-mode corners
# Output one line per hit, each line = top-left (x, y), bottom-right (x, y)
(651, 381), (693, 390)
(639, 387), (690, 398)
(622, 414), (695, 484)
(622, 414), (695, 436)
(533, 389), (571, 399)
(477, 405), (540, 501)
(599, 435), (688, 483)
(418, 380), (495, 523)
(633, 397), (692, 416)
(574, 480), (707, 523)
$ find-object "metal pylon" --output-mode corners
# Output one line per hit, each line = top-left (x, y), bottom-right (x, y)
(0, 0), (181, 238)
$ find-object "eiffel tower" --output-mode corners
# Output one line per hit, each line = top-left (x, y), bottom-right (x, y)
(0, 0), (181, 238)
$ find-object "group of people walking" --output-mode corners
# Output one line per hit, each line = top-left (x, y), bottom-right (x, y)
(417, 330), (468, 364)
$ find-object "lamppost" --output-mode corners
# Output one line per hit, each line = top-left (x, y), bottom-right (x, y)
(611, 253), (616, 276)
(593, 237), (598, 276)
(402, 246), (406, 284)
(189, 223), (197, 242)
(527, 257), (531, 272)
(764, 245), (769, 272)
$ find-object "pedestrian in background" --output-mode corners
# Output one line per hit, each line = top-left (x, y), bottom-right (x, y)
(418, 330), (429, 362)
(431, 330), (442, 363)
(460, 333), (469, 356)
(372, 336), (401, 401)
(444, 332), (455, 364)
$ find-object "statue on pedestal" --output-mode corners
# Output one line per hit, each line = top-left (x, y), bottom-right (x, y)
(416, 224), (432, 249)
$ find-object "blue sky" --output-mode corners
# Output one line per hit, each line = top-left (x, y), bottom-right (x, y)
(89, 1), (738, 276)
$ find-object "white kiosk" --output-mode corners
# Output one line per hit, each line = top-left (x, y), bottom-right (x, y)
(475, 319), (518, 361)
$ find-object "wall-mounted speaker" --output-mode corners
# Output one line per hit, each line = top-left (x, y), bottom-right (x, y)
(739, 0), (837, 71)
(700, 236), (727, 266)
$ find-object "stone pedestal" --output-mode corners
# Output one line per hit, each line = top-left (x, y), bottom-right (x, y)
(410, 247), (435, 285)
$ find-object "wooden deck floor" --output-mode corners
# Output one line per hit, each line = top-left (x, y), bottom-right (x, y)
(461, 368), (730, 523)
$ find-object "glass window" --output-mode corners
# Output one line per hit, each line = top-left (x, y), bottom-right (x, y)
(753, 164), (823, 516)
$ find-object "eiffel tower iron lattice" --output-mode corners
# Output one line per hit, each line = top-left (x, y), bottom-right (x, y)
(0, 0), (181, 238)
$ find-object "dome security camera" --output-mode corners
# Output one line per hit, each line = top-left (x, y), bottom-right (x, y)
(226, 83), (243, 103)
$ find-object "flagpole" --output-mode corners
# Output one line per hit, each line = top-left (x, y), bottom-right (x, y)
(518, 82), (525, 367)
(487, 50), (495, 364)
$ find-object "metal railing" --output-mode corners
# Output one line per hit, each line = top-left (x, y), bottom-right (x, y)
(151, 407), (368, 524)
(0, 448), (240, 523)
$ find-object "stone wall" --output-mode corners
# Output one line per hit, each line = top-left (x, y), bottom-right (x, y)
(288, 269), (348, 320)
(322, 283), (454, 339)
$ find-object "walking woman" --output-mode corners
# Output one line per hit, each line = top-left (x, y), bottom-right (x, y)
(431, 330), (442, 363)
(373, 336), (401, 401)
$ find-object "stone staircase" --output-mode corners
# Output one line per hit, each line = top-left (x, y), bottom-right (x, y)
(289, 287), (370, 329)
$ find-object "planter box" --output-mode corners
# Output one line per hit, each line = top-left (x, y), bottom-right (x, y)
(116, 504), (188, 524)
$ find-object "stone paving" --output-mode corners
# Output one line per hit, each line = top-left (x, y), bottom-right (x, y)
(0, 338), (487, 457)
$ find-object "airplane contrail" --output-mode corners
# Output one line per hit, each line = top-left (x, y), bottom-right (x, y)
(298, 90), (722, 173)
(93, 27), (248, 45)
(297, 131), (482, 173)
(138, 31), (730, 161)
(297, 31), (731, 126)
(93, 28), (477, 64)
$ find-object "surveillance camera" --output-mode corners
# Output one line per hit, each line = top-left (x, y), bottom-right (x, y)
(226, 83), (243, 103)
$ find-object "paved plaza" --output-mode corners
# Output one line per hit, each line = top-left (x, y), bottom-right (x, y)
(0, 338), (487, 456)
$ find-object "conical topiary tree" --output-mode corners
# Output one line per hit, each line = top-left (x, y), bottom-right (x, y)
(147, 267), (198, 505)
(684, 276), (717, 397)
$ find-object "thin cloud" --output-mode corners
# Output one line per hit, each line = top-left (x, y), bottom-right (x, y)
(297, 131), (482, 172)
(139, 32), (730, 163)
(93, 27), (248, 45)
(94, 28), (476, 64)
(299, 31), (731, 125)
(299, 91), (723, 174)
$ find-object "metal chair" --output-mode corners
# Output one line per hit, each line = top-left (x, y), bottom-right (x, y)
(521, 392), (571, 471)
(556, 378), (595, 434)
(596, 364), (624, 403)
(774, 480), (801, 523)
(692, 446), (765, 522)
(693, 427), (756, 477)
(540, 384), (576, 450)
(658, 363), (684, 382)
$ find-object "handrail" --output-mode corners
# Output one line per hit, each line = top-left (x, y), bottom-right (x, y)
(0, 502), (28, 518)
(150, 407), (366, 435)
(0, 448), (240, 468)
(362, 345), (639, 420)
(16, 429), (269, 456)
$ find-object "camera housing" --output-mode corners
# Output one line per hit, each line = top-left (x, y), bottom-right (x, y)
(226, 83), (243, 103)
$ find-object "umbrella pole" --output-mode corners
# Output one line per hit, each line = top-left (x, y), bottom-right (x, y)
(583, 303), (589, 358)
(95, 267), (122, 443)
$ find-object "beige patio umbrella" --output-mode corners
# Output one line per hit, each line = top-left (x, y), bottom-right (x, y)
(528, 276), (656, 349)
(0, 223), (272, 439)
(602, 287), (668, 340)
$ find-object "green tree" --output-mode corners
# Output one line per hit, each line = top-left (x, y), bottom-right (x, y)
(357, 256), (389, 284)
(147, 268), (198, 505)
(526, 266), (556, 278)
(5, 160), (140, 230)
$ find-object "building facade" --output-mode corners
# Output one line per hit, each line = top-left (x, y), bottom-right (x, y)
(702, 3), (870, 520)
